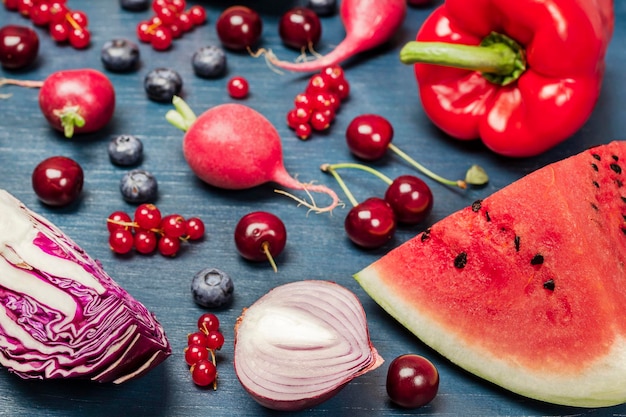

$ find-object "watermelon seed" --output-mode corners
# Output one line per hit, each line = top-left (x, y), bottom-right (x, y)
(592, 153), (601, 161)
(485, 211), (491, 222)
(471, 200), (482, 212)
(420, 229), (431, 242)
(593, 181), (600, 188)
(543, 279), (555, 291)
(591, 163), (598, 171)
(591, 203), (599, 211)
(454, 252), (467, 269)
(514, 236), (520, 252)
(616, 179), (623, 188)
(610, 163), (622, 174)
(621, 197), (626, 203)
(612, 154), (619, 161)
(530, 254), (544, 265)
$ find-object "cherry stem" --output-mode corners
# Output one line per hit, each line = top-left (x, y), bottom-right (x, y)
(320, 164), (359, 207)
(261, 241), (278, 273)
(323, 162), (393, 185)
(388, 143), (467, 189)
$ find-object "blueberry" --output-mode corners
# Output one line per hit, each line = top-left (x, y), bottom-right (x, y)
(191, 268), (234, 309)
(192, 45), (227, 79)
(108, 134), (143, 166)
(307, 0), (337, 16)
(101, 39), (140, 72)
(119, 0), (149, 11)
(120, 169), (158, 203)
(144, 68), (183, 102)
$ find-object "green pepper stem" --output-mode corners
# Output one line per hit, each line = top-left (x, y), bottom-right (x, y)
(320, 164), (359, 207)
(399, 32), (526, 86)
(388, 144), (466, 189)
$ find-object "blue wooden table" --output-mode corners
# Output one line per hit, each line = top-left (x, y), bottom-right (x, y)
(1, 1), (625, 416)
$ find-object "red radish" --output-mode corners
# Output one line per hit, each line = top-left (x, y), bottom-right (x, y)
(166, 96), (340, 213)
(266, 0), (407, 72)
(0, 69), (115, 138)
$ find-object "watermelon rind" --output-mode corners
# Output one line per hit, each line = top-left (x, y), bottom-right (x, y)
(355, 141), (626, 408)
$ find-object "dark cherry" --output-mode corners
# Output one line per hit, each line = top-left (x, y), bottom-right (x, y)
(279, 7), (322, 50)
(32, 156), (84, 207)
(384, 175), (433, 224)
(234, 211), (287, 262)
(344, 197), (396, 249)
(216, 6), (263, 51)
(345, 114), (394, 161)
(386, 354), (439, 408)
(0, 25), (39, 69)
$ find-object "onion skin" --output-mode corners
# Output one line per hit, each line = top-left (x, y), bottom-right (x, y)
(233, 280), (383, 411)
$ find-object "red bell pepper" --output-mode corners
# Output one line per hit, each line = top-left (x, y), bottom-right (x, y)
(400, 0), (614, 157)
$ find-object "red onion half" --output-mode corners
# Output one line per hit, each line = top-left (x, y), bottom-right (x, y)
(234, 280), (383, 411)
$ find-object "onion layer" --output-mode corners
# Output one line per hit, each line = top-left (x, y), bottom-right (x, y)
(234, 280), (383, 411)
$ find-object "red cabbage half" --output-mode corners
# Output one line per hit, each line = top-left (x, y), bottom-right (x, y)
(0, 190), (170, 383)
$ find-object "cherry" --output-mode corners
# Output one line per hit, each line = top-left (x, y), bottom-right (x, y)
(346, 114), (478, 189)
(345, 197), (396, 249)
(216, 6), (263, 51)
(279, 7), (322, 50)
(31, 156), (84, 207)
(234, 211), (287, 272)
(386, 354), (439, 408)
(385, 175), (433, 224)
(227, 76), (249, 99)
(0, 25), (39, 69)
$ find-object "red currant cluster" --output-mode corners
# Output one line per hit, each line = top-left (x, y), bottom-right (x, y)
(136, 0), (207, 51)
(4, 0), (91, 49)
(286, 65), (350, 140)
(106, 203), (205, 256)
(184, 313), (225, 388)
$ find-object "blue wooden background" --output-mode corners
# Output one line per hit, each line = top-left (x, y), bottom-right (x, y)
(1, 1), (625, 416)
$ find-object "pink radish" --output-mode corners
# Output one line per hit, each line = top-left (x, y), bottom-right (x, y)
(266, 0), (407, 72)
(166, 96), (340, 213)
(0, 69), (115, 138)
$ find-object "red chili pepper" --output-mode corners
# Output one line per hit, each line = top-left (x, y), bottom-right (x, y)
(400, 0), (614, 157)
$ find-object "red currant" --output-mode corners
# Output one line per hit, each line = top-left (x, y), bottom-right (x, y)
(188, 5), (207, 25)
(234, 211), (287, 271)
(184, 217), (205, 240)
(294, 122), (312, 140)
(205, 330), (225, 351)
(384, 175), (433, 224)
(344, 197), (396, 249)
(279, 7), (321, 49)
(134, 203), (162, 231)
(136, 21), (153, 43)
(188, 331), (209, 347)
(150, 26), (173, 51)
(227, 76), (249, 99)
(216, 6), (262, 50)
(161, 214), (187, 238)
(109, 229), (134, 255)
(184, 344), (209, 366)
(197, 313), (220, 333)
(158, 235), (180, 256)
(190, 359), (217, 387)
(107, 211), (132, 233)
(68, 28), (90, 49)
(386, 354), (439, 408)
(346, 114), (394, 161)
(134, 230), (158, 254)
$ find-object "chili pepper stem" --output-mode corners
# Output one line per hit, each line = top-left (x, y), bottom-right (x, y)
(399, 32), (526, 86)
(320, 164), (359, 207)
(388, 144), (467, 189)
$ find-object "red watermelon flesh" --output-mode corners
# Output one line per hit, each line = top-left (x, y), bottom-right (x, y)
(354, 141), (626, 407)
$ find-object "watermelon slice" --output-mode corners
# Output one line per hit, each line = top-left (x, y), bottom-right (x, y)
(355, 141), (626, 408)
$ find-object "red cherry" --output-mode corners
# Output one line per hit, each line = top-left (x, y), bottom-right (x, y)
(0, 25), (39, 69)
(31, 156), (83, 207)
(279, 7), (321, 50)
(344, 197), (396, 249)
(386, 354), (439, 408)
(234, 211), (287, 271)
(384, 175), (433, 224)
(346, 114), (394, 161)
(216, 6), (262, 50)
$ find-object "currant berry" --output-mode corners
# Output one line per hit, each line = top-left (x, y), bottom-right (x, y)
(234, 211), (287, 272)
(150, 26), (173, 51)
(197, 313), (220, 333)
(134, 230), (158, 254)
(109, 229), (134, 254)
(69, 28), (91, 49)
(184, 344), (209, 366)
(161, 214), (186, 238)
(188, 5), (207, 25)
(227, 76), (249, 99)
(107, 211), (132, 233)
(206, 330), (225, 351)
(188, 331), (209, 347)
(190, 359), (217, 387)
(158, 235), (180, 257)
(184, 217), (205, 240)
